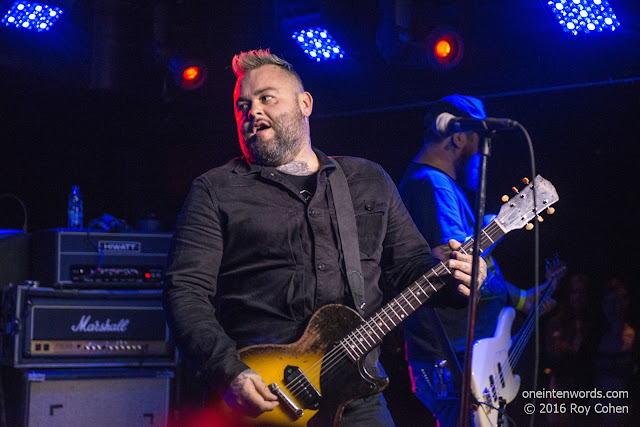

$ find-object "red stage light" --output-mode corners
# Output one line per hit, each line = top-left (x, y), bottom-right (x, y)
(170, 57), (208, 90)
(434, 39), (451, 58)
(182, 66), (200, 81)
(428, 28), (464, 70)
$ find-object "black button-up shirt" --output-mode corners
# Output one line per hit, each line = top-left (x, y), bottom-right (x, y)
(163, 149), (439, 392)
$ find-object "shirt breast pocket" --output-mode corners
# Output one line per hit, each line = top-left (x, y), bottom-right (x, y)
(354, 200), (387, 257)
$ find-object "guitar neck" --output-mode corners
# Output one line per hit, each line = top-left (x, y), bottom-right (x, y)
(340, 220), (507, 360)
(510, 271), (559, 367)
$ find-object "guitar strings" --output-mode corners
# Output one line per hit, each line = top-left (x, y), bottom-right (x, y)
(282, 268), (447, 399)
(280, 221), (504, 403)
(502, 266), (560, 380)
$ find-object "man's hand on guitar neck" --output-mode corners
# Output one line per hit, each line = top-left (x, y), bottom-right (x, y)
(223, 368), (279, 417)
(437, 239), (488, 297)
(520, 261), (566, 315)
(521, 281), (557, 315)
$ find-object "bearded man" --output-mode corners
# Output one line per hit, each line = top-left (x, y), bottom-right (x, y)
(163, 49), (485, 426)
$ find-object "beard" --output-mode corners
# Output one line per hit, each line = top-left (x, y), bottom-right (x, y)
(459, 152), (481, 191)
(239, 107), (308, 166)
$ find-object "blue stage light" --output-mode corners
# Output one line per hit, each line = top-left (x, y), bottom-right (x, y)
(547, 0), (620, 35)
(291, 27), (345, 62)
(1, 1), (64, 32)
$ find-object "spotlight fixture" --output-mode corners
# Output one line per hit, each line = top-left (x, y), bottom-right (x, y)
(546, 0), (621, 35)
(427, 28), (464, 70)
(169, 58), (207, 90)
(291, 26), (345, 62)
(1, 1), (64, 32)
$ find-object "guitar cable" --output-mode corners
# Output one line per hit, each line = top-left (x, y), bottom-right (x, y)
(475, 400), (518, 427)
(514, 122), (541, 427)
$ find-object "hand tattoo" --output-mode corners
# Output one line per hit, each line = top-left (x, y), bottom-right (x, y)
(229, 369), (257, 394)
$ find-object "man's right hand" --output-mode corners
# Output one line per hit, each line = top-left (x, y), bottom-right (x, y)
(223, 368), (279, 418)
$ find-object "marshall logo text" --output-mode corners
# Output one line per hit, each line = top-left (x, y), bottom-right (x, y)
(71, 315), (130, 333)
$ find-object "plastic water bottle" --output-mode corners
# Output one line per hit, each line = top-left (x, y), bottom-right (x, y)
(67, 185), (83, 229)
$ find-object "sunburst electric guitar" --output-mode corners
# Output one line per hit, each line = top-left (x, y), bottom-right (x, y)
(235, 175), (559, 426)
(471, 259), (567, 427)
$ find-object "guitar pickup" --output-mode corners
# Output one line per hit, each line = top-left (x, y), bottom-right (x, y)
(497, 362), (506, 388)
(283, 365), (322, 410)
(268, 383), (304, 420)
(489, 375), (498, 402)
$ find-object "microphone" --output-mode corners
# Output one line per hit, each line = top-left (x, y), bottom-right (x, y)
(435, 112), (518, 137)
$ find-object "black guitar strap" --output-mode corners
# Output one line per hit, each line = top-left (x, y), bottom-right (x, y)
(329, 159), (366, 316)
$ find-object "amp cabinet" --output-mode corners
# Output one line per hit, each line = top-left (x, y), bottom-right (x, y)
(1, 366), (173, 427)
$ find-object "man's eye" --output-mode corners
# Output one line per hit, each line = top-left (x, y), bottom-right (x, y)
(237, 104), (249, 111)
(262, 95), (274, 102)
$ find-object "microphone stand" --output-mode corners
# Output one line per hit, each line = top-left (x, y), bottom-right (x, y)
(458, 128), (492, 427)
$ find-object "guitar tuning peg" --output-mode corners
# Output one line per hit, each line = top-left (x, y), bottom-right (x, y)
(501, 195), (510, 203)
(525, 223), (534, 230)
(537, 215), (544, 223)
(522, 177), (530, 185)
(512, 186), (519, 194)
(546, 207), (555, 215)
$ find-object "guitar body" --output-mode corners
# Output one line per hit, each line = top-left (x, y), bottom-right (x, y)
(471, 307), (520, 427)
(238, 304), (389, 426)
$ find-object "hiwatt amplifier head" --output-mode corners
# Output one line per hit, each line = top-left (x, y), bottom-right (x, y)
(29, 229), (173, 289)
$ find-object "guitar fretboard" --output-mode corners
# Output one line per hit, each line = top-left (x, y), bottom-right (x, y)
(339, 220), (507, 361)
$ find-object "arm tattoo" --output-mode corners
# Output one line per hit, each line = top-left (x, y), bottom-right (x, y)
(277, 161), (313, 176)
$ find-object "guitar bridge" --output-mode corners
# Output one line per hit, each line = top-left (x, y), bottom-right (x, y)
(283, 365), (322, 410)
(268, 383), (304, 420)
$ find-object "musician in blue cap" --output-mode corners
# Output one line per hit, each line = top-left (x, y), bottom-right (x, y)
(399, 95), (555, 426)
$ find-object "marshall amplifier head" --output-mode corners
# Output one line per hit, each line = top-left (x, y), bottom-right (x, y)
(30, 229), (173, 289)
(0, 284), (176, 368)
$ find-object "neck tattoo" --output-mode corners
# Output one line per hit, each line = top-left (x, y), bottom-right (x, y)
(277, 161), (313, 176)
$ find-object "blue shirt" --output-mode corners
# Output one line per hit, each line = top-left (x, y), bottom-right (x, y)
(399, 163), (516, 359)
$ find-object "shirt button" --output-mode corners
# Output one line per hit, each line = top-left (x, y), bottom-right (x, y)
(309, 210), (317, 216)
(317, 263), (326, 271)
(365, 202), (373, 211)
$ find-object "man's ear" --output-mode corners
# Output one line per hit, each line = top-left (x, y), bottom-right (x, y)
(451, 132), (464, 150)
(298, 91), (313, 117)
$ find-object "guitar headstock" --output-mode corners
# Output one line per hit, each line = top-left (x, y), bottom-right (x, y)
(496, 175), (559, 233)
(545, 255), (568, 283)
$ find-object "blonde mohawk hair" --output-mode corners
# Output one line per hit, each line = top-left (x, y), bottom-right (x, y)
(232, 48), (304, 91)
